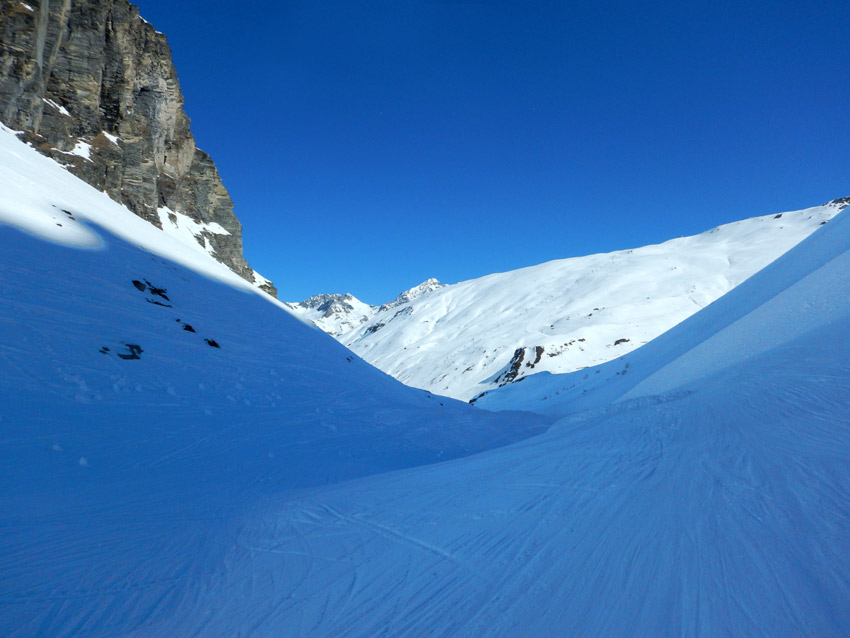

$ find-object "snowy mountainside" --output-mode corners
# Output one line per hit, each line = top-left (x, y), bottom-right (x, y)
(3, 100), (850, 636)
(477, 204), (850, 415)
(285, 278), (446, 337)
(133, 196), (850, 636)
(0, 127), (547, 636)
(285, 292), (377, 337)
(0, 124), (274, 296)
(290, 201), (844, 401)
(379, 277), (445, 310)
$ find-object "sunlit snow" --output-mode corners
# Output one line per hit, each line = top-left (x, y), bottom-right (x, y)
(290, 204), (839, 401)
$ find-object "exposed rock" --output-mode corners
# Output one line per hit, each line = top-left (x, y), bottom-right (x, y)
(379, 278), (444, 312)
(0, 0), (274, 295)
(296, 293), (371, 318)
(364, 322), (385, 335)
(495, 345), (545, 386)
(826, 196), (850, 212)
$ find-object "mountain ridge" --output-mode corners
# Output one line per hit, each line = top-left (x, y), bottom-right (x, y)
(287, 198), (847, 400)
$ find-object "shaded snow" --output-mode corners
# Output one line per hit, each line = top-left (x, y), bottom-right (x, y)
(0, 125), (273, 298)
(0, 128), (546, 636)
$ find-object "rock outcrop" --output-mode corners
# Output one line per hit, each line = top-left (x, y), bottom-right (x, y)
(0, 0), (275, 296)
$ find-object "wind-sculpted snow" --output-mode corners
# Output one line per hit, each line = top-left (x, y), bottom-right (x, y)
(289, 201), (842, 401)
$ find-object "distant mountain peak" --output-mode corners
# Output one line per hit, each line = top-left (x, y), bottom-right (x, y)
(287, 292), (375, 337)
(380, 278), (445, 312)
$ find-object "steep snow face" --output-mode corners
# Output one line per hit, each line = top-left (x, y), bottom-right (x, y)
(294, 202), (843, 401)
(0, 130), (547, 636)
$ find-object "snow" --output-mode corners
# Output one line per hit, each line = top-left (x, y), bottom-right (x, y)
(21, 3), (35, 11)
(0, 125), (271, 298)
(42, 98), (70, 116)
(289, 204), (839, 401)
(2, 117), (850, 636)
(251, 269), (274, 291)
(477, 207), (850, 416)
(0, 129), (546, 635)
(285, 292), (378, 336)
(156, 205), (229, 258)
(55, 139), (93, 160)
(102, 131), (120, 145)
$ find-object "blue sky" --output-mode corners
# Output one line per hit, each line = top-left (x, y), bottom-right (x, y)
(136, 0), (849, 304)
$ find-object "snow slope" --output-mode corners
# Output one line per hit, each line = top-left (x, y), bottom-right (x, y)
(0, 124), (274, 295)
(476, 205), (850, 416)
(3, 122), (850, 636)
(0, 126), (547, 636)
(288, 202), (843, 401)
(98, 200), (850, 636)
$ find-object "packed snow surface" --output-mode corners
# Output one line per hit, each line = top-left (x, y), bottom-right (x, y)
(0, 129), (546, 636)
(288, 203), (840, 401)
(2, 124), (850, 636)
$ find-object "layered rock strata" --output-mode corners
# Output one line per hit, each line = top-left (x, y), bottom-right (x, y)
(0, 0), (275, 296)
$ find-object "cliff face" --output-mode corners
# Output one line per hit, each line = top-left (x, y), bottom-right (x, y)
(0, 0), (276, 296)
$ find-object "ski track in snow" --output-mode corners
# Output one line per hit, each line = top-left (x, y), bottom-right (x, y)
(142, 333), (850, 637)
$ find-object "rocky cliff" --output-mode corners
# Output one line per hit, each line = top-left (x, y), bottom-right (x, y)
(0, 0), (276, 296)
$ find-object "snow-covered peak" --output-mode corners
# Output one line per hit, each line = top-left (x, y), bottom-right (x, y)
(285, 280), (446, 337)
(379, 278), (445, 311)
(285, 292), (376, 337)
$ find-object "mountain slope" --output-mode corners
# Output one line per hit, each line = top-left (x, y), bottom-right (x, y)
(123, 196), (850, 636)
(288, 201), (844, 400)
(3, 110), (850, 636)
(476, 204), (850, 415)
(0, 123), (547, 637)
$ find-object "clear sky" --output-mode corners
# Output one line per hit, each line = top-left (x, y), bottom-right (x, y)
(135, 0), (849, 305)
